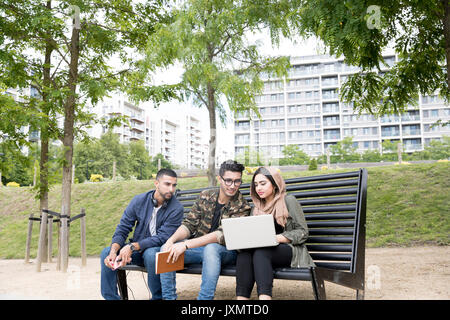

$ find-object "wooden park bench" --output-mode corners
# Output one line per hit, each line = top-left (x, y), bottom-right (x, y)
(117, 169), (368, 300)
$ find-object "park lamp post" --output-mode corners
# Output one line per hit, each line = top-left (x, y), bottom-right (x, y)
(85, 159), (94, 182)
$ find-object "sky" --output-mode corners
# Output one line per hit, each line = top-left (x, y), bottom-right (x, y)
(152, 32), (323, 155)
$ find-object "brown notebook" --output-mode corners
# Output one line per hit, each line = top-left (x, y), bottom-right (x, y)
(155, 251), (185, 274)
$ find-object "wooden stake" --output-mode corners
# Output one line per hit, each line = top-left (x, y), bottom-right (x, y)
(25, 213), (34, 263)
(36, 210), (48, 272)
(56, 220), (61, 271)
(80, 208), (86, 267)
(47, 216), (53, 263)
(60, 204), (69, 272)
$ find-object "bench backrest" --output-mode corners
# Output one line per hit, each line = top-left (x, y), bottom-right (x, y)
(176, 169), (367, 274)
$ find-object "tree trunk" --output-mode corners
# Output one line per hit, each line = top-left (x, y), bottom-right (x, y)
(60, 19), (80, 272)
(206, 81), (217, 187)
(443, 0), (450, 92)
(38, 136), (49, 265)
(36, 0), (52, 267)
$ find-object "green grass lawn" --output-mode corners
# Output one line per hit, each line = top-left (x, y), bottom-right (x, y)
(0, 162), (448, 259)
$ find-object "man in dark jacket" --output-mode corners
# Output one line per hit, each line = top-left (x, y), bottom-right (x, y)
(100, 168), (184, 300)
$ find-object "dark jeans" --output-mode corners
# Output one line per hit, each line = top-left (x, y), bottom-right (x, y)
(235, 244), (292, 298)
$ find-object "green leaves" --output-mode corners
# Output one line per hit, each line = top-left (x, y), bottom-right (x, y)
(73, 130), (166, 182)
(296, 0), (448, 116)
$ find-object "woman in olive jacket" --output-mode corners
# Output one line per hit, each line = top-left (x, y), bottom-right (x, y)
(235, 167), (314, 300)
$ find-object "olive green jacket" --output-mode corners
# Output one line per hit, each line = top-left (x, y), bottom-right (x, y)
(252, 194), (315, 268)
(181, 188), (252, 245)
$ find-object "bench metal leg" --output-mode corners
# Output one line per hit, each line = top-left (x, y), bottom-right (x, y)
(311, 268), (326, 300)
(117, 269), (128, 300)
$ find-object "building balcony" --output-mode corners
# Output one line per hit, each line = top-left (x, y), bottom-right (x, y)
(402, 130), (421, 136)
(130, 121), (145, 132)
(323, 121), (340, 127)
(380, 116), (400, 123)
(323, 134), (341, 140)
(403, 144), (423, 152)
(381, 131), (400, 137)
(130, 131), (144, 140)
(130, 113), (144, 123)
(401, 115), (421, 122)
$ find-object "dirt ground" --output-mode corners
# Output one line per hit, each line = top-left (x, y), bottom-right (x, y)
(0, 246), (448, 300)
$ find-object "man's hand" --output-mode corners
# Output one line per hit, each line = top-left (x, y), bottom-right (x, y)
(114, 245), (133, 269)
(167, 242), (187, 263)
(104, 250), (118, 269)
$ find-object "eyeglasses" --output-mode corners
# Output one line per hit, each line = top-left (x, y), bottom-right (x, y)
(220, 176), (242, 186)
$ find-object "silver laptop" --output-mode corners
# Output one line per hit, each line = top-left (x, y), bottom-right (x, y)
(221, 214), (278, 250)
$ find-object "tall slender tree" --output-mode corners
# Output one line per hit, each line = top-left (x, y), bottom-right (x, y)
(144, 0), (292, 186)
(0, 0), (176, 271)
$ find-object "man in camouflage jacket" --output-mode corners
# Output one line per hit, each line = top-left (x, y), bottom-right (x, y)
(161, 160), (251, 300)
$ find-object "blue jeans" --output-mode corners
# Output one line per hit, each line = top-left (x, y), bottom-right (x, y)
(100, 246), (161, 300)
(160, 243), (237, 300)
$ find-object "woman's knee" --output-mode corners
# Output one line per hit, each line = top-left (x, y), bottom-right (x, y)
(252, 247), (272, 262)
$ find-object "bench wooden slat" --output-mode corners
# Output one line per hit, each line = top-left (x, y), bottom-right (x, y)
(315, 262), (351, 270)
(239, 178), (360, 195)
(306, 236), (353, 244)
(273, 268), (313, 281)
(310, 253), (352, 261)
(177, 195), (199, 201)
(309, 228), (354, 235)
(286, 179), (359, 190)
(283, 171), (360, 183)
(303, 205), (356, 213)
(307, 220), (354, 228)
(305, 213), (356, 220)
(306, 244), (352, 252)
(299, 196), (357, 205)
(290, 188), (358, 198)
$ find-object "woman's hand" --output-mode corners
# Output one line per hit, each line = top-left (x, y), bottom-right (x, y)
(276, 234), (291, 244)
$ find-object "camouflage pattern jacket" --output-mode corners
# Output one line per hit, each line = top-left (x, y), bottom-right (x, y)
(181, 188), (251, 245)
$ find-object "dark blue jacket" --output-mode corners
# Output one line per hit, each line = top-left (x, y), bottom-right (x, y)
(111, 190), (184, 252)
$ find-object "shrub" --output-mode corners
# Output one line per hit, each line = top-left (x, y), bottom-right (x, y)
(90, 174), (103, 182)
(245, 166), (258, 174)
(308, 159), (318, 170)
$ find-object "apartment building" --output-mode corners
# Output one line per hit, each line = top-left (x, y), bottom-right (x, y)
(93, 95), (146, 145)
(2, 87), (53, 151)
(234, 54), (450, 160)
(90, 95), (209, 169)
(143, 101), (210, 169)
(185, 115), (207, 169)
